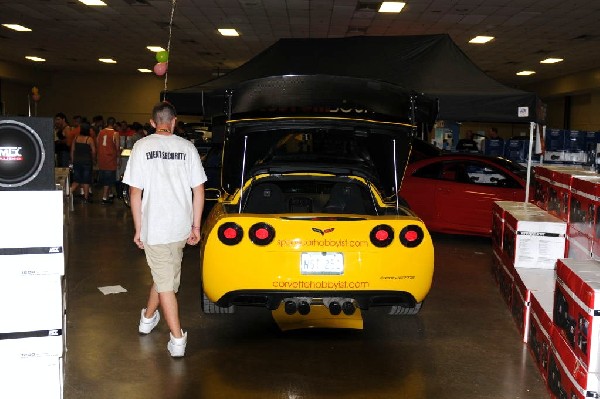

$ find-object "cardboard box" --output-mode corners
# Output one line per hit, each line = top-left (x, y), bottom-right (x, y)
(503, 209), (566, 269)
(0, 274), (64, 358)
(0, 356), (63, 399)
(492, 201), (545, 252)
(533, 166), (595, 222)
(554, 258), (600, 372)
(564, 151), (589, 164)
(483, 138), (505, 156)
(570, 176), (600, 239)
(568, 225), (593, 261)
(543, 151), (567, 164)
(546, 129), (566, 151)
(549, 327), (600, 399)
(492, 248), (514, 307)
(567, 130), (587, 152)
(512, 267), (556, 342)
(528, 290), (554, 382)
(0, 191), (64, 276)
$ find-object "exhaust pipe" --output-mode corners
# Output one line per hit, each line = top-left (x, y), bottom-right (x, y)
(298, 300), (311, 315)
(342, 301), (356, 315)
(328, 301), (342, 315)
(284, 300), (297, 315)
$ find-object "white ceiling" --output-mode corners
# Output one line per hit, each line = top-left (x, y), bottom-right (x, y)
(1, 0), (599, 88)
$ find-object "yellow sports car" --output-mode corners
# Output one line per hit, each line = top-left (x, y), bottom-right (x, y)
(200, 75), (437, 322)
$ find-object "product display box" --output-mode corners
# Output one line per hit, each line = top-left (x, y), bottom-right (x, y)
(554, 258), (600, 372)
(483, 138), (505, 157)
(546, 129), (566, 151)
(568, 225), (593, 261)
(528, 291), (555, 383)
(0, 191), (64, 275)
(549, 327), (600, 399)
(0, 356), (63, 399)
(492, 249), (514, 307)
(564, 151), (589, 164)
(511, 267), (556, 342)
(491, 201), (546, 252)
(533, 165), (595, 221)
(570, 176), (600, 240)
(504, 139), (534, 163)
(502, 209), (566, 269)
(0, 274), (64, 358)
(567, 130), (587, 152)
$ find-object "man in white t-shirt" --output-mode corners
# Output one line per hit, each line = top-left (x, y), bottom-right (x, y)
(123, 101), (207, 357)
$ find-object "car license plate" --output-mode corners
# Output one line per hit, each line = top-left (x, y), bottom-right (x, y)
(300, 252), (344, 275)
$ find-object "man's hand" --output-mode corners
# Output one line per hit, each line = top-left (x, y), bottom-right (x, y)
(134, 231), (144, 249)
(187, 228), (200, 246)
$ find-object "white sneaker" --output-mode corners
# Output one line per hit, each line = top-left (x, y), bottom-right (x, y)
(167, 330), (187, 357)
(138, 308), (160, 334)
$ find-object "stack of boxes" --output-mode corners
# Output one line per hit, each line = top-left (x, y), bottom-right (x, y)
(543, 129), (597, 165)
(0, 191), (66, 398)
(492, 165), (600, 398)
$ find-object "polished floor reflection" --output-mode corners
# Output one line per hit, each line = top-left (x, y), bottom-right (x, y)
(63, 197), (549, 399)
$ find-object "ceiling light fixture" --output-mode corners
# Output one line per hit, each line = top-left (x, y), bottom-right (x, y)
(379, 2), (406, 13)
(78, 0), (107, 5)
(516, 71), (536, 76)
(138, 68), (152, 73)
(218, 28), (239, 37)
(25, 56), (45, 62)
(2, 24), (32, 32)
(469, 36), (494, 44)
(98, 58), (117, 64)
(146, 46), (166, 52)
(540, 58), (563, 64)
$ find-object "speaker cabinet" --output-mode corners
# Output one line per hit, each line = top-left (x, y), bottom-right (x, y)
(0, 117), (55, 190)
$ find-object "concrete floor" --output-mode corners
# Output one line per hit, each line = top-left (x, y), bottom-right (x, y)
(63, 196), (550, 399)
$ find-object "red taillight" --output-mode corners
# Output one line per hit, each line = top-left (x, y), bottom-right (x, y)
(223, 227), (238, 239)
(218, 222), (243, 245)
(399, 225), (424, 248)
(249, 223), (275, 246)
(375, 229), (389, 241)
(370, 224), (394, 247)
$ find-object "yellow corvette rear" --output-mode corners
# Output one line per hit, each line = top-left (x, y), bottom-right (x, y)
(200, 174), (434, 317)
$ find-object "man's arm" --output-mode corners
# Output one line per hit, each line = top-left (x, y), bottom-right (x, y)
(188, 184), (205, 245)
(130, 186), (144, 249)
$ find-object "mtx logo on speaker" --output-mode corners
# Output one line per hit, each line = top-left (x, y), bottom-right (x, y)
(0, 146), (23, 161)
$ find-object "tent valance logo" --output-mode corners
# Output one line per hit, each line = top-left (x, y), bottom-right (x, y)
(0, 120), (46, 188)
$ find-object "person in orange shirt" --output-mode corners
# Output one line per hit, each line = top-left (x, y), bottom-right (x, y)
(66, 115), (82, 148)
(96, 117), (120, 204)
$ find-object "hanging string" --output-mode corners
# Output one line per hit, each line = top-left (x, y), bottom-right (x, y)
(162, 0), (177, 101)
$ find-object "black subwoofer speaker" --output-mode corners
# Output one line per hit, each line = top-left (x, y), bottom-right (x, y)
(0, 117), (55, 190)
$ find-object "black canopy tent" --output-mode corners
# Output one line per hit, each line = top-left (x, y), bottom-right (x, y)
(164, 34), (543, 124)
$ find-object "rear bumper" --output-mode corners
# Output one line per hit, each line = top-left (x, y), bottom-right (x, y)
(213, 289), (418, 310)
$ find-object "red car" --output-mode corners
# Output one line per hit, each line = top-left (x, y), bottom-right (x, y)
(399, 153), (527, 236)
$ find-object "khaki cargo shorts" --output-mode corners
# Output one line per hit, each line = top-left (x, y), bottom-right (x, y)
(143, 239), (187, 293)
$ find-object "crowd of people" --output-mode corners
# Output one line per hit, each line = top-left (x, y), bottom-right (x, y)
(54, 113), (157, 204)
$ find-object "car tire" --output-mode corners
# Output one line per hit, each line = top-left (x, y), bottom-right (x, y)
(388, 301), (423, 316)
(201, 291), (235, 314)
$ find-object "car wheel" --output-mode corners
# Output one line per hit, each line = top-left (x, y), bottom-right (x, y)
(388, 301), (423, 316)
(201, 289), (235, 314)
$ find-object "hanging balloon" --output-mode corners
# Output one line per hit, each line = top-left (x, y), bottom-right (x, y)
(153, 62), (168, 76)
(31, 86), (39, 95)
(156, 51), (169, 63)
(32, 94), (41, 102)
